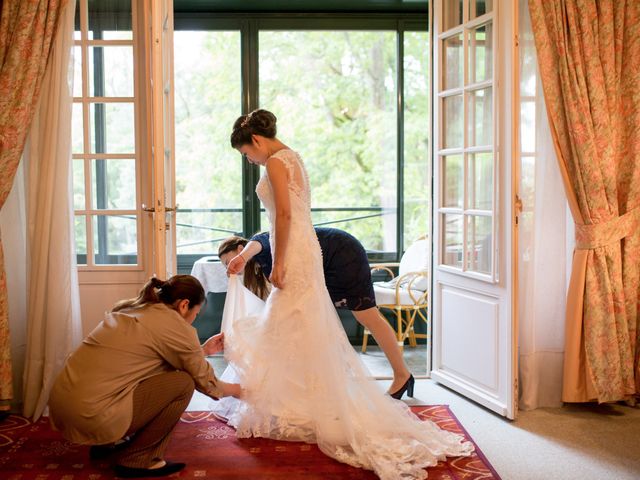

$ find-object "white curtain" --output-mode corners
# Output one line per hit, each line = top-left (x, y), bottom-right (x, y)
(21, 0), (82, 420)
(517, 0), (570, 410)
(0, 163), (28, 409)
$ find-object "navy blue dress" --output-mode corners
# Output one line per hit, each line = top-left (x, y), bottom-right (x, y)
(250, 227), (376, 311)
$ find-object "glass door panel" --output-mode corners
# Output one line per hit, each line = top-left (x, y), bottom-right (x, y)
(403, 31), (431, 251)
(259, 30), (398, 256)
(173, 31), (242, 262)
(444, 0), (464, 30)
(442, 155), (464, 208)
(469, 22), (493, 83)
(443, 33), (463, 90)
(72, 0), (139, 267)
(442, 94), (464, 148)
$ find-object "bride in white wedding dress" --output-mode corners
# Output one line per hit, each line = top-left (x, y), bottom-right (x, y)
(208, 109), (473, 479)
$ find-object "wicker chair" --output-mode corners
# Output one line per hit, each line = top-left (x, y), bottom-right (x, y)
(362, 238), (429, 352)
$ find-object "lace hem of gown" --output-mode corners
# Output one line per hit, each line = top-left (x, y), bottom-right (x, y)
(211, 276), (473, 480)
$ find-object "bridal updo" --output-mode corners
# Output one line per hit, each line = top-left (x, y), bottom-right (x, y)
(230, 109), (277, 148)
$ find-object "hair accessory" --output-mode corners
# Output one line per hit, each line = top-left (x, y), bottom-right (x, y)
(240, 112), (253, 128)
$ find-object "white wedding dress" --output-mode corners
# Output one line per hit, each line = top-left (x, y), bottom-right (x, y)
(210, 149), (473, 479)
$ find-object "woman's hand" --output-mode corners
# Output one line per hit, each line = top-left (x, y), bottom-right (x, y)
(226, 253), (246, 275)
(269, 260), (286, 289)
(219, 381), (243, 399)
(202, 333), (225, 355)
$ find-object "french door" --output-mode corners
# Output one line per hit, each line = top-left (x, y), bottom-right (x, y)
(149, 0), (177, 278)
(431, 0), (518, 418)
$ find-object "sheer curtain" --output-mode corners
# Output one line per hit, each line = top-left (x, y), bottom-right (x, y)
(0, 164), (28, 409)
(517, 0), (570, 410)
(20, 0), (82, 420)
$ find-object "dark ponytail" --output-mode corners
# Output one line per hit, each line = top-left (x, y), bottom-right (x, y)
(218, 236), (271, 301)
(111, 275), (205, 312)
(230, 109), (277, 149)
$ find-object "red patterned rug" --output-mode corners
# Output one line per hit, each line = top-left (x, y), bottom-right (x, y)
(0, 405), (500, 479)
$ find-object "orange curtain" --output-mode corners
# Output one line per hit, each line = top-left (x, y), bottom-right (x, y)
(529, 0), (640, 403)
(0, 0), (66, 408)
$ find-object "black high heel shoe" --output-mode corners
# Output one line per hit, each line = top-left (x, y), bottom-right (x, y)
(389, 374), (415, 400)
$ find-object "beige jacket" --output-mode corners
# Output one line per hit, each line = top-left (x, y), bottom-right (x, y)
(49, 303), (222, 445)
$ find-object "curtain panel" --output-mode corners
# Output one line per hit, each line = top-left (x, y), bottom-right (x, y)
(0, 0), (67, 410)
(517, 0), (569, 410)
(529, 0), (640, 403)
(22, 0), (81, 420)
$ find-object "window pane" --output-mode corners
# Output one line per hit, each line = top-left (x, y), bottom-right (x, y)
(442, 155), (463, 208)
(174, 31), (242, 256)
(89, 46), (134, 97)
(177, 211), (242, 255)
(73, 46), (82, 97)
(468, 87), (492, 146)
(443, 33), (463, 90)
(89, 102), (135, 153)
(73, 160), (85, 210)
(72, 103), (84, 153)
(88, 0), (132, 40)
(467, 214), (492, 274)
(520, 100), (535, 153)
(75, 215), (87, 264)
(468, 153), (493, 210)
(443, 94), (463, 148)
(442, 213), (463, 268)
(260, 30), (398, 255)
(74, 1), (81, 40)
(93, 215), (137, 265)
(444, 0), (464, 30)
(469, 23), (492, 84)
(470, 0), (493, 19)
(403, 31), (430, 250)
(91, 159), (136, 209)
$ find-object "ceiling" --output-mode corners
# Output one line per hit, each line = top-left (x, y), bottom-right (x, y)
(173, 0), (428, 14)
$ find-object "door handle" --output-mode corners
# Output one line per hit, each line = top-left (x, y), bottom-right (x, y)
(141, 204), (179, 213)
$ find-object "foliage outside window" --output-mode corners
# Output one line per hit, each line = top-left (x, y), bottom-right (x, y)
(174, 19), (429, 267)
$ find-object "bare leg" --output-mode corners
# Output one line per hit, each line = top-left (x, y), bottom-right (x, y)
(352, 308), (411, 393)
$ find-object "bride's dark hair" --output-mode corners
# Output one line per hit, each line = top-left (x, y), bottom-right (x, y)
(230, 109), (277, 148)
(218, 236), (271, 300)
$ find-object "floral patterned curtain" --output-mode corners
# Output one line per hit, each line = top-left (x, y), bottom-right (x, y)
(0, 0), (66, 409)
(529, 0), (640, 403)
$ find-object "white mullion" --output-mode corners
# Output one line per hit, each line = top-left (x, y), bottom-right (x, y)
(465, 145), (492, 154)
(88, 96), (135, 103)
(87, 39), (133, 47)
(465, 208), (492, 217)
(491, 7), (498, 282)
(73, 153), (136, 160)
(439, 86), (464, 98)
(462, 3), (469, 273)
(466, 79), (493, 92)
(465, 12), (494, 30)
(83, 209), (137, 216)
(439, 207), (464, 215)
(80, 0), (94, 268)
(438, 25), (464, 41)
(131, 0), (142, 269)
(438, 147), (465, 156)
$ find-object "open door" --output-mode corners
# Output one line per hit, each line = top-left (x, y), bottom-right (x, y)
(149, 0), (177, 277)
(430, 0), (518, 418)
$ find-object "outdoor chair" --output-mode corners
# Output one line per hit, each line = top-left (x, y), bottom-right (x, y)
(362, 237), (429, 352)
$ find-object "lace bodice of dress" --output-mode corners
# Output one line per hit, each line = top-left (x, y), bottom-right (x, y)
(255, 149), (321, 284)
